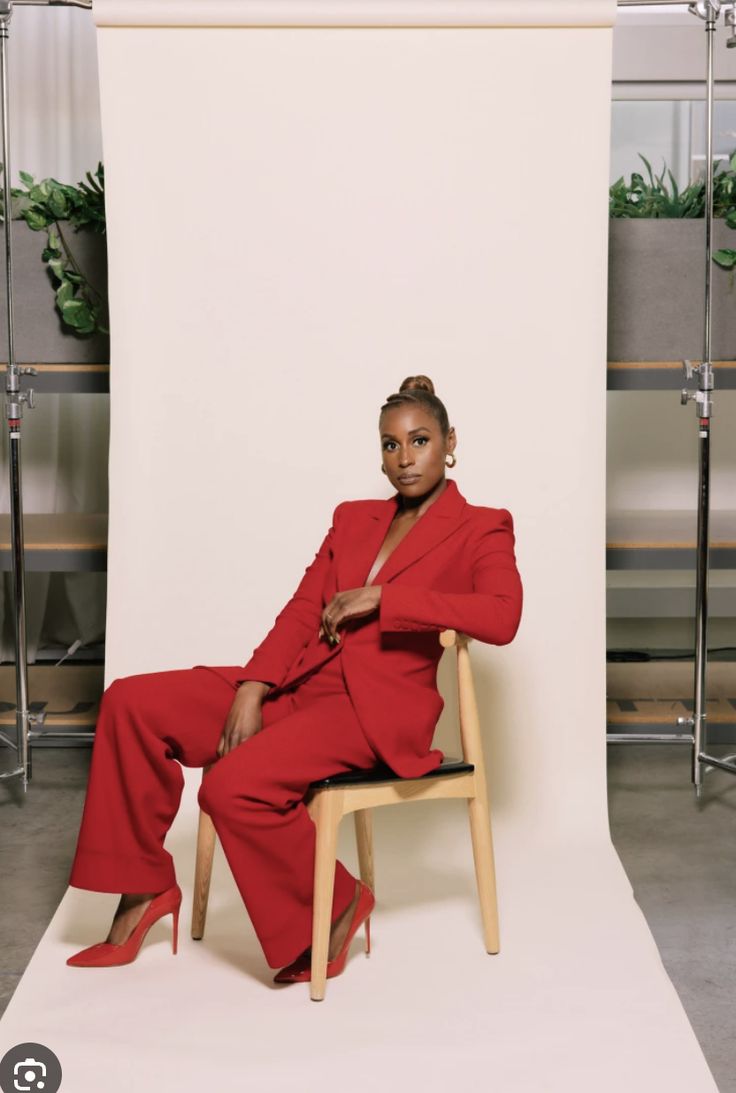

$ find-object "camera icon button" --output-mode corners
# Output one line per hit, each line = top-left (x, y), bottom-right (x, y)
(0, 1044), (61, 1093)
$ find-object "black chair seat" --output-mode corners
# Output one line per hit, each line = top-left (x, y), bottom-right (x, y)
(308, 756), (474, 789)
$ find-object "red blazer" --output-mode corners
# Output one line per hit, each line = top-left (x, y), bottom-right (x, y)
(204, 479), (523, 778)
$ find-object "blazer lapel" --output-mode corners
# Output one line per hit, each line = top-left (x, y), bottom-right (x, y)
(338, 497), (397, 591)
(339, 478), (469, 590)
(377, 478), (468, 584)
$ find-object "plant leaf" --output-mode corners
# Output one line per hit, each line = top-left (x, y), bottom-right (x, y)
(47, 189), (69, 218)
(55, 280), (74, 308)
(47, 258), (65, 281)
(24, 209), (49, 231)
(713, 248), (736, 269)
(60, 298), (94, 333)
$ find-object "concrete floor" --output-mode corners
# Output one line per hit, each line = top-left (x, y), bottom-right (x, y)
(607, 743), (736, 1093)
(1, 743), (734, 1091)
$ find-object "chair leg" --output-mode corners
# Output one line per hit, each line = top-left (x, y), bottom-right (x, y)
(467, 793), (500, 954)
(191, 809), (216, 940)
(310, 789), (343, 1002)
(353, 808), (375, 895)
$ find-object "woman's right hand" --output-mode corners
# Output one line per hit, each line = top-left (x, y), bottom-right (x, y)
(216, 681), (270, 757)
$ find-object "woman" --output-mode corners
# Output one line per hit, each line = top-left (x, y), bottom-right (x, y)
(65, 375), (523, 984)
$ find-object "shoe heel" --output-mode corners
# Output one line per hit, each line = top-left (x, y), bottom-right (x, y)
(365, 915), (371, 956)
(172, 904), (180, 955)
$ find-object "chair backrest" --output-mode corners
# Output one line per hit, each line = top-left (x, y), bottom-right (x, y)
(440, 630), (486, 771)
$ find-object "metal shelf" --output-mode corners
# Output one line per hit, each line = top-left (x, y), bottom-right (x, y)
(0, 363), (109, 394)
(0, 513), (107, 571)
(607, 658), (736, 743)
(608, 360), (736, 391)
(0, 663), (103, 745)
(607, 509), (736, 569)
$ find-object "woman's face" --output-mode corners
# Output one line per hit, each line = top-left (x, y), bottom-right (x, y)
(379, 403), (456, 499)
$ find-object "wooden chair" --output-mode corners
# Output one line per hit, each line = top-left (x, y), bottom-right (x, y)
(191, 629), (499, 1001)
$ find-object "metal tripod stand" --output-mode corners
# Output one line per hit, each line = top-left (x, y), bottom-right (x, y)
(610, 0), (736, 798)
(0, 0), (92, 793)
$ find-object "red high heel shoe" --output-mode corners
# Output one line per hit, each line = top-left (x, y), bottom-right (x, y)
(274, 880), (375, 984)
(66, 884), (182, 968)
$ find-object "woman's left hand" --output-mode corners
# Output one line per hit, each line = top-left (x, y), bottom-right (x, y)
(319, 586), (382, 644)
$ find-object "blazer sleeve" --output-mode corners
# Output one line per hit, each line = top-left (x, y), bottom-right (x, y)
(377, 508), (523, 646)
(237, 503), (343, 688)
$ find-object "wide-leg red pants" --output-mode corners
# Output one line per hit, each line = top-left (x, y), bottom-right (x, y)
(67, 653), (380, 968)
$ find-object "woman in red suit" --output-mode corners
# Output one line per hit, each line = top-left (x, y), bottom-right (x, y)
(66, 375), (523, 983)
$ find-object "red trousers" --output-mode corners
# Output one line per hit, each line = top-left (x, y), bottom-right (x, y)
(67, 653), (380, 968)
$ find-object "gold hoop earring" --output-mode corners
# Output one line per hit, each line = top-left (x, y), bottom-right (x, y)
(445, 453), (457, 468)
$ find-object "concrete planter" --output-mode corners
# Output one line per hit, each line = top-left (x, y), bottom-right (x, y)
(608, 218), (736, 361)
(0, 220), (109, 364)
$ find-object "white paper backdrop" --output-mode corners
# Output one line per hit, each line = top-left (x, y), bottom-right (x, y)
(94, 21), (614, 845)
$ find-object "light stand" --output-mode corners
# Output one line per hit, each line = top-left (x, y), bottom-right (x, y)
(679, 0), (736, 794)
(609, 0), (736, 799)
(0, 0), (93, 793)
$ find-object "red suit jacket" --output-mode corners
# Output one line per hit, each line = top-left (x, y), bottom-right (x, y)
(204, 479), (523, 778)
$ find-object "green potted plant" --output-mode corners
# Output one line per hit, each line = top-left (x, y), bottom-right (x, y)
(608, 152), (736, 361)
(0, 162), (108, 363)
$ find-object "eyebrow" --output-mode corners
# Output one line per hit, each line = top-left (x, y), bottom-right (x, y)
(381, 427), (431, 439)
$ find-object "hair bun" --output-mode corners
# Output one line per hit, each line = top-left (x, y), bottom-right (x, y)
(398, 374), (435, 396)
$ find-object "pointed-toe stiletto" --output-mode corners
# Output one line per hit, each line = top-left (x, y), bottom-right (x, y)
(66, 884), (182, 968)
(274, 880), (375, 984)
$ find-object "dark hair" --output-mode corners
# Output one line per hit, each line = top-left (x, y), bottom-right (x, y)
(380, 375), (450, 436)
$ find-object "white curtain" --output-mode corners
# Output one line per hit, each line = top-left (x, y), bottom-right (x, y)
(0, 4), (107, 662)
